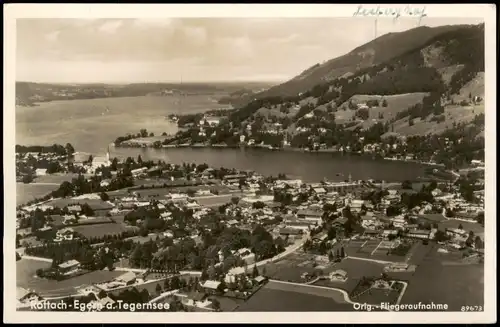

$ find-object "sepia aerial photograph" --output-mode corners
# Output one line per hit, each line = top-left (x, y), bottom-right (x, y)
(6, 4), (495, 323)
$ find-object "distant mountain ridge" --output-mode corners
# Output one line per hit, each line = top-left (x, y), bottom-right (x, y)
(224, 23), (484, 137)
(229, 24), (482, 106)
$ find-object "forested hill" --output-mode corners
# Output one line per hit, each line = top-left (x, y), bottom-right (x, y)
(226, 23), (483, 107)
(224, 23), (484, 137)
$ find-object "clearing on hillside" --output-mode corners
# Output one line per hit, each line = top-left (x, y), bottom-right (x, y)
(383, 103), (484, 137)
(335, 93), (429, 128)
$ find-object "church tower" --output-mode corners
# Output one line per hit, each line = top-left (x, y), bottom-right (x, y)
(348, 173), (352, 183)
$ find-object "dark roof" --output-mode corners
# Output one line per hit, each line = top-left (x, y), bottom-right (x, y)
(279, 228), (302, 235)
(334, 217), (348, 225)
(297, 209), (323, 217)
(363, 229), (381, 234)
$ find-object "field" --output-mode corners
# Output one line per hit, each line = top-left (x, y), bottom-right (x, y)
(438, 219), (484, 234)
(417, 213), (447, 223)
(45, 198), (114, 210)
(336, 93), (429, 126)
(384, 103), (484, 137)
(260, 252), (336, 283)
(195, 194), (238, 207)
(34, 174), (78, 184)
(352, 285), (401, 306)
(16, 183), (58, 206)
(16, 258), (123, 297)
(72, 223), (130, 239)
(235, 280), (353, 312)
(314, 258), (387, 294)
(400, 245), (484, 310)
(333, 238), (414, 263)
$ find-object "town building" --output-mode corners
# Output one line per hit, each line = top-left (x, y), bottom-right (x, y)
(58, 259), (81, 276)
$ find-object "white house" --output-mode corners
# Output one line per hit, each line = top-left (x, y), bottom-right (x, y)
(35, 168), (47, 176)
(58, 259), (81, 276)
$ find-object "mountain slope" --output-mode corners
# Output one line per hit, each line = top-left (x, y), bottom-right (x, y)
(225, 23), (485, 137)
(247, 24), (474, 101)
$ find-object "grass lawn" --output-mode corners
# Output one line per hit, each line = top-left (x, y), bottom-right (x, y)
(72, 223), (129, 239)
(438, 220), (484, 234)
(336, 93), (429, 128)
(418, 213), (447, 223)
(196, 194), (236, 207)
(401, 249), (484, 310)
(16, 183), (58, 206)
(236, 281), (353, 312)
(46, 198), (114, 210)
(208, 295), (245, 312)
(353, 287), (400, 306)
(34, 174), (78, 184)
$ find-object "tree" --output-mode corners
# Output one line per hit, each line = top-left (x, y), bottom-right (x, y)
(100, 192), (110, 201)
(340, 247), (346, 258)
(211, 298), (221, 311)
(401, 180), (413, 190)
(434, 230), (449, 242)
(252, 265), (259, 278)
(81, 203), (95, 216)
(382, 99), (388, 107)
(409, 119), (414, 126)
(474, 236), (484, 249)
(231, 197), (240, 205)
(458, 224), (463, 230)
(65, 143), (75, 155)
(328, 251), (334, 262)
(155, 283), (162, 295)
(201, 269), (209, 281)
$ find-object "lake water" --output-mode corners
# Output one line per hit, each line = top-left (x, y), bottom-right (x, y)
(16, 95), (223, 153)
(16, 96), (428, 182)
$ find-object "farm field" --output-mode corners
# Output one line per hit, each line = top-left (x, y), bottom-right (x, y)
(313, 258), (387, 294)
(72, 223), (131, 239)
(34, 174), (79, 184)
(236, 281), (353, 312)
(16, 183), (58, 206)
(260, 252), (336, 283)
(336, 93), (429, 126)
(333, 238), (414, 263)
(195, 194), (239, 207)
(385, 103), (484, 137)
(438, 219), (484, 234)
(45, 198), (114, 210)
(400, 246), (484, 311)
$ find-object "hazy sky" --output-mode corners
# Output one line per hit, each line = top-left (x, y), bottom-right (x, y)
(16, 17), (483, 83)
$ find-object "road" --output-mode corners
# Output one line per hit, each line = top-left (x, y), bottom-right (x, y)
(29, 182), (60, 186)
(345, 256), (396, 265)
(19, 255), (52, 263)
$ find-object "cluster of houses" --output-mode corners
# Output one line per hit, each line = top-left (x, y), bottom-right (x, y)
(16, 151), (69, 180)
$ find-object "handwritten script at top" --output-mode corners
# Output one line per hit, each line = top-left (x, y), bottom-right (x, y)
(353, 5), (427, 23)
